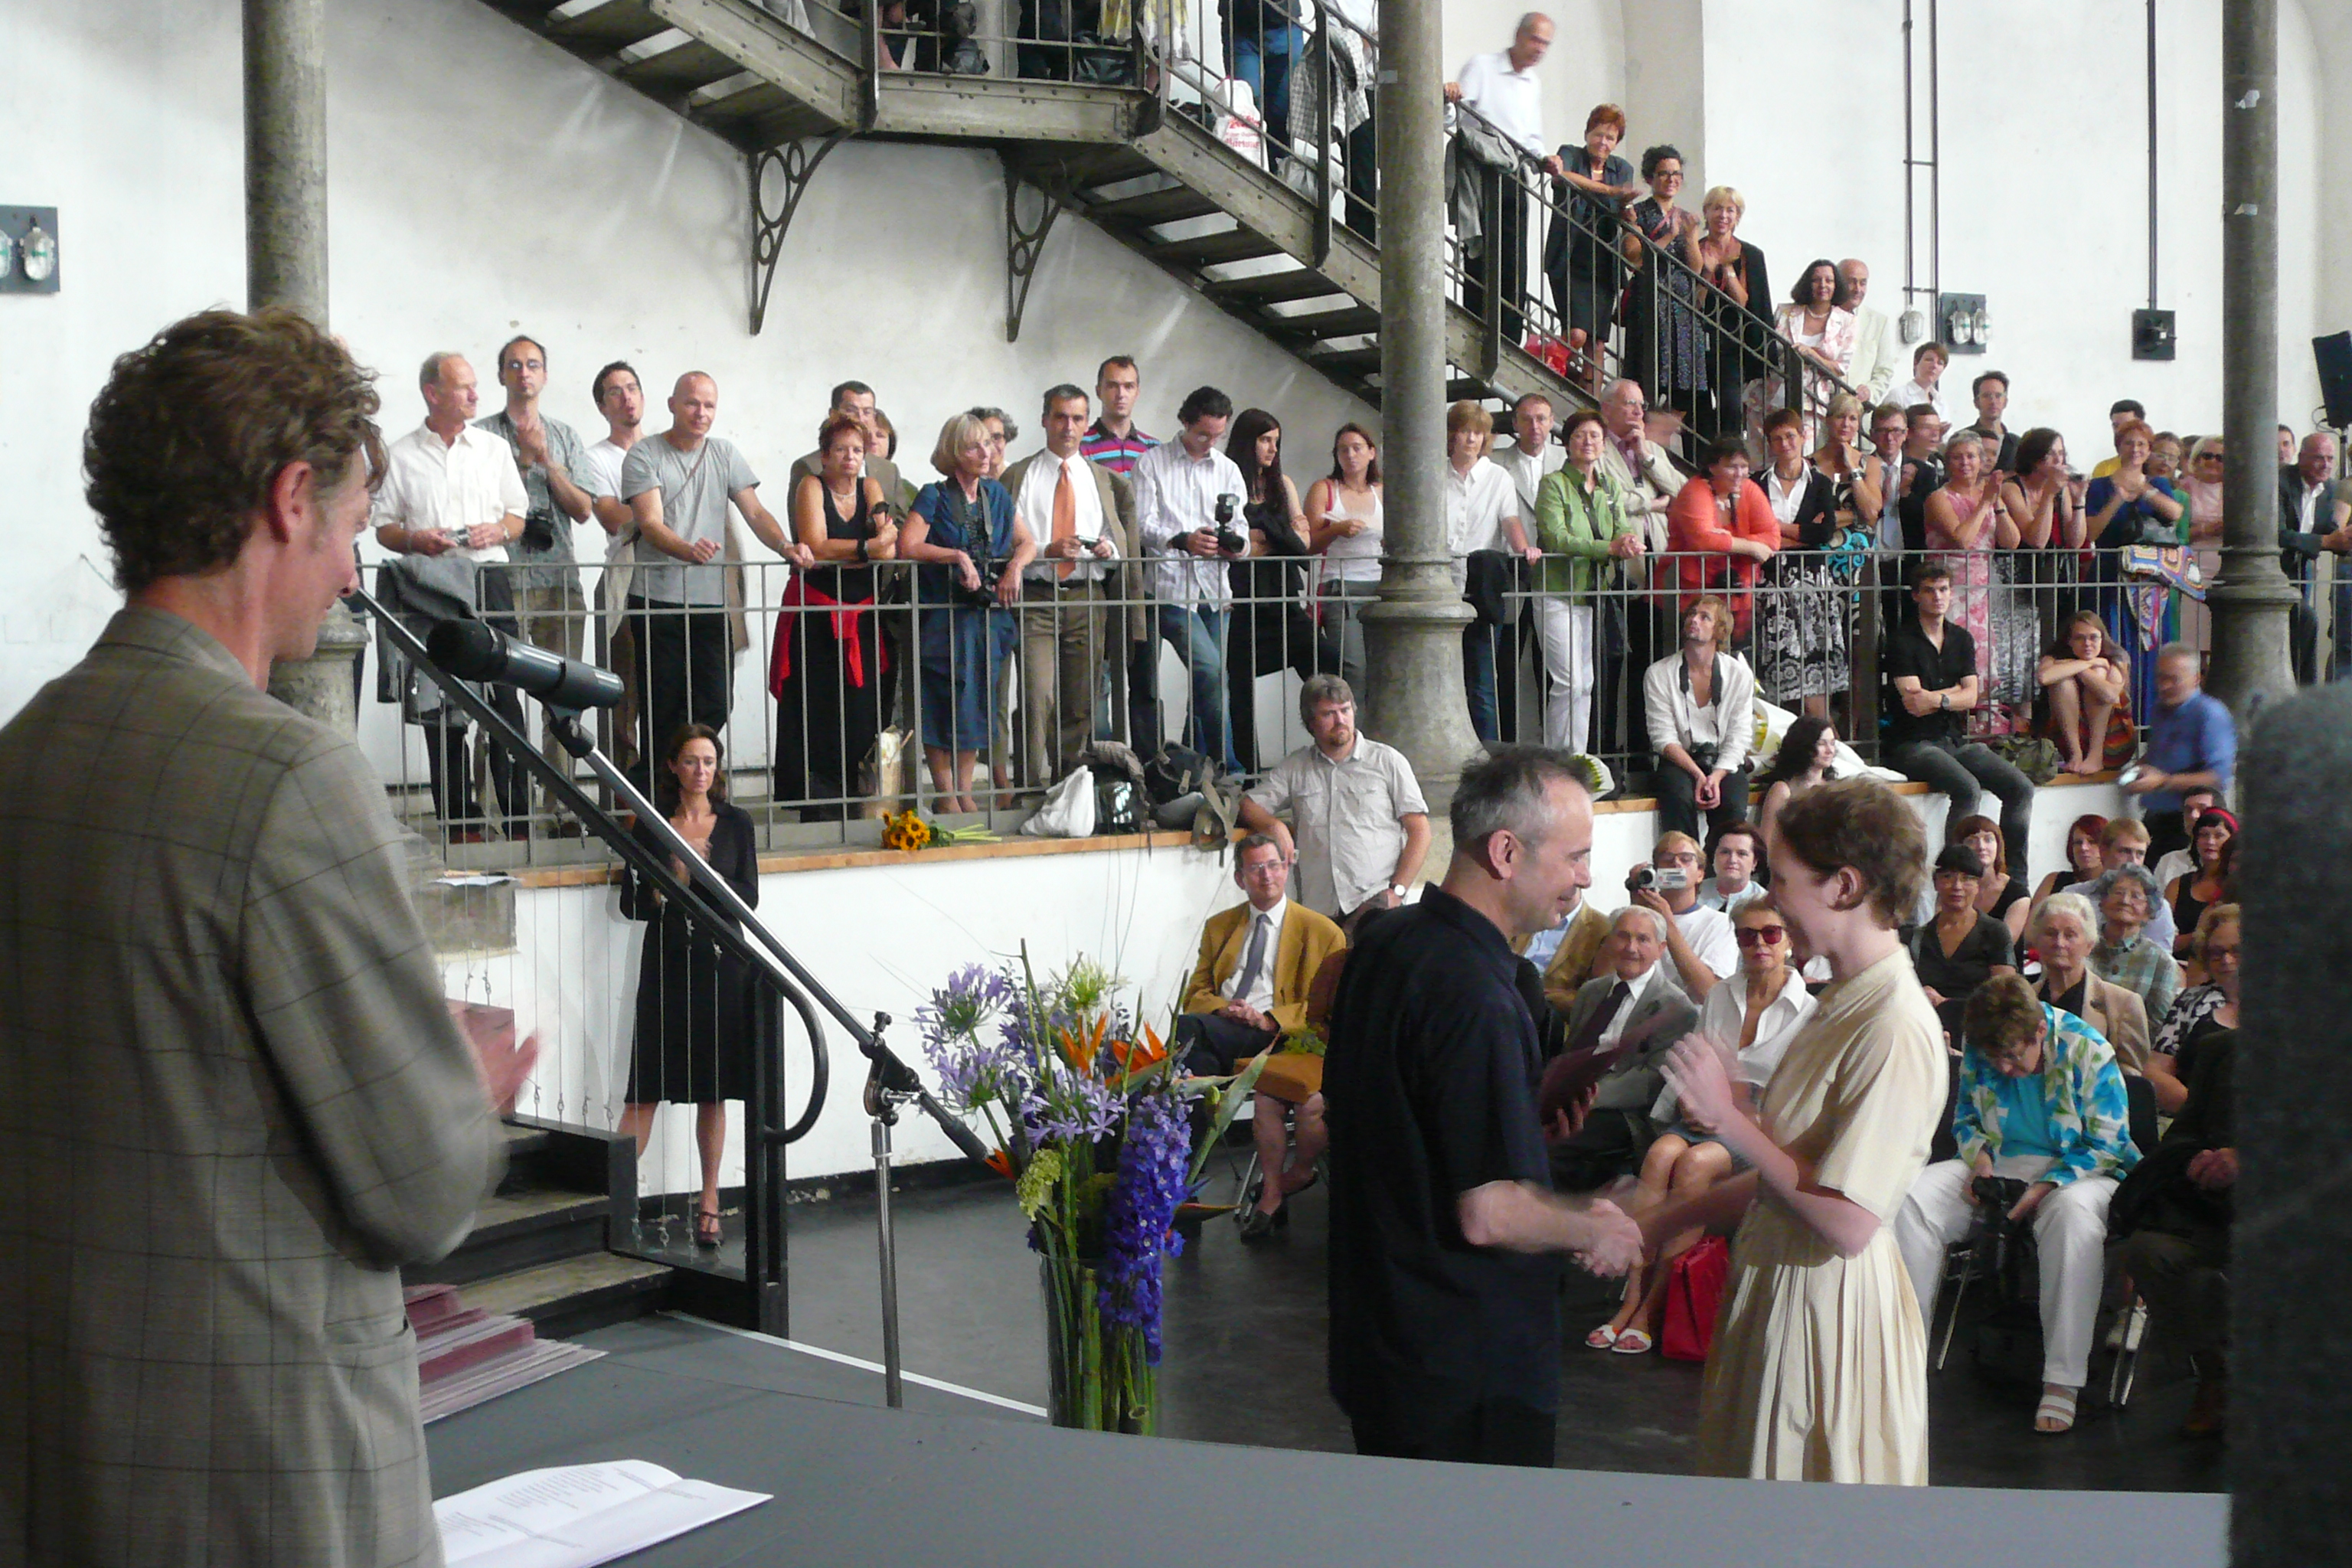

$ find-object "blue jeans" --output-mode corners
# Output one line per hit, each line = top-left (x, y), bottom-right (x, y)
(1158, 603), (1236, 770)
(1232, 23), (1300, 140)
(1462, 622), (1504, 745)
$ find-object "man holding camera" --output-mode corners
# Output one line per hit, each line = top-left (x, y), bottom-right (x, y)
(1625, 829), (1737, 998)
(1133, 387), (1247, 772)
(1002, 385), (1140, 785)
(478, 335), (595, 817)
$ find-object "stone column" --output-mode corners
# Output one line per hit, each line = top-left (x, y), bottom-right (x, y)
(1360, 0), (1479, 843)
(247, 0), (364, 733)
(2207, 0), (2296, 725)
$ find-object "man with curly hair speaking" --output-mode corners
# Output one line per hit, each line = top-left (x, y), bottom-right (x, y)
(0, 309), (535, 1565)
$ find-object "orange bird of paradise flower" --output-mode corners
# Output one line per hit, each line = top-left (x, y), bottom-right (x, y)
(1109, 1023), (1168, 1073)
(1056, 1012), (1111, 1073)
(985, 1148), (1014, 1179)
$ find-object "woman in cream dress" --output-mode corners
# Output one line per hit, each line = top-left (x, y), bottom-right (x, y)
(1645, 777), (1945, 1483)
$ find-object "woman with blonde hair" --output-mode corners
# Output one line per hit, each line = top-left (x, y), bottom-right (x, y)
(1642, 778), (1945, 1481)
(1690, 185), (1771, 443)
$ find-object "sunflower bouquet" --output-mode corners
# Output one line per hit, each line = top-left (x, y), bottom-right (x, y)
(915, 949), (1260, 1432)
(881, 807), (999, 852)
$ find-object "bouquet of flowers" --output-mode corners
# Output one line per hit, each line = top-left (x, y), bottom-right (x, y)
(915, 949), (1260, 1432)
(881, 807), (1000, 851)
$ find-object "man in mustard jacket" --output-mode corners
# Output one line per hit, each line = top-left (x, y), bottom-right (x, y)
(1177, 832), (1347, 1235)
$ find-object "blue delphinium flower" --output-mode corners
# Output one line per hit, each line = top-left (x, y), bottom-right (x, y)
(1097, 1088), (1193, 1364)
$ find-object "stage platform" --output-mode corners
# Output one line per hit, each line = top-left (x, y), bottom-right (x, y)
(426, 1314), (2227, 1567)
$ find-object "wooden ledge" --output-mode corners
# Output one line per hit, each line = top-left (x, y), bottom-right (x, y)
(509, 828), (1198, 889)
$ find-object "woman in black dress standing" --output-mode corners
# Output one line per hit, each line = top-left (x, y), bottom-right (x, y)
(619, 724), (766, 1247)
(1223, 409), (1338, 773)
(773, 413), (897, 820)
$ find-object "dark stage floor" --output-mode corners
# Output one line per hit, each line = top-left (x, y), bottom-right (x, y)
(632, 1158), (2226, 1494)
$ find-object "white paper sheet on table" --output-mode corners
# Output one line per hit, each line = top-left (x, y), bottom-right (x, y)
(435, 1459), (771, 1568)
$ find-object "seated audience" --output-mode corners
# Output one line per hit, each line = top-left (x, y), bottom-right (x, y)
(2030, 892), (2152, 1072)
(1883, 561), (2037, 874)
(1896, 975), (2140, 1434)
(1535, 878), (1619, 1014)
(2060, 816), (2177, 948)
(2087, 864), (2182, 1026)
(2149, 785), (2221, 891)
(1753, 714), (1838, 848)
(1666, 439), (1778, 646)
(1644, 594), (1758, 845)
(2033, 812), (2109, 909)
(1239, 675), (1431, 928)
(2037, 611), (2131, 777)
(1952, 812), (2030, 943)
(773, 411), (897, 821)
(898, 411), (1035, 812)
(1174, 834), (1347, 1236)
(1539, 906), (1701, 1191)
(2147, 903), (2238, 1116)
(2163, 808), (2237, 956)
(1627, 830), (1740, 995)
(1592, 897), (1812, 1354)
(2114, 1010), (2236, 1439)
(1910, 843), (2017, 1042)
(1697, 820), (1766, 913)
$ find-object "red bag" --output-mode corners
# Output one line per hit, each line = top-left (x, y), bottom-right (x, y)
(1659, 1236), (1730, 1362)
(1522, 332), (1573, 374)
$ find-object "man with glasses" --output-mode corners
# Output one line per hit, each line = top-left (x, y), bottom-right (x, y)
(1238, 674), (1430, 928)
(1174, 832), (1345, 1079)
(1623, 829), (1737, 997)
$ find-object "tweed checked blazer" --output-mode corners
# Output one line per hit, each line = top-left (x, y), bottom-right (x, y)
(0, 609), (499, 1567)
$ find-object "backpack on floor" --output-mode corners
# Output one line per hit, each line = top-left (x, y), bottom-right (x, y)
(1659, 1236), (1730, 1363)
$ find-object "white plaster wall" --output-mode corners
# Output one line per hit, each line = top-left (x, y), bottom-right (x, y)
(480, 776), (2120, 1185)
(0, 0), (1374, 760)
(1700, 0), (2329, 448)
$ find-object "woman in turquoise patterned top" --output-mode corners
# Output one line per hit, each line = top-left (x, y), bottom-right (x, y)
(1530, 410), (1641, 751)
(1893, 975), (2140, 1433)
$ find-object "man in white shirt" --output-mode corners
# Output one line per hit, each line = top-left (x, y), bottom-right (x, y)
(618, 371), (812, 785)
(1889, 340), (1952, 425)
(1697, 820), (1768, 913)
(1446, 403), (1538, 744)
(1001, 384), (1137, 785)
(374, 351), (531, 841)
(579, 361), (645, 775)
(1133, 386), (1248, 771)
(1625, 830), (1738, 995)
(1238, 674), (1432, 924)
(2278, 430), (2347, 681)
(1446, 13), (1561, 341)
(1494, 391), (1564, 521)
(1839, 259), (1900, 405)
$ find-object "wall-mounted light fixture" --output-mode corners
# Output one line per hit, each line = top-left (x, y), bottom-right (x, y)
(0, 207), (60, 294)
(1938, 291), (1987, 354)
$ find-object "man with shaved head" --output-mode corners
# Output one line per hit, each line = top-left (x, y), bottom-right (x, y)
(1446, 12), (1562, 341)
(618, 372), (812, 782)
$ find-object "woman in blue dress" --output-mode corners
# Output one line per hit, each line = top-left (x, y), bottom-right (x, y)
(2082, 419), (2185, 722)
(899, 411), (1035, 812)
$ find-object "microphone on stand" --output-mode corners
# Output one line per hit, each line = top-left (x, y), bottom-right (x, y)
(426, 618), (623, 711)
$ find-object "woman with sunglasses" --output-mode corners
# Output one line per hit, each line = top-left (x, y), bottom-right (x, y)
(1591, 897), (1812, 1356)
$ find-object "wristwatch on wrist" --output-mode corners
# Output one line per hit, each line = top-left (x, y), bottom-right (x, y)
(1389, 883), (1407, 900)
(1938, 691), (1949, 710)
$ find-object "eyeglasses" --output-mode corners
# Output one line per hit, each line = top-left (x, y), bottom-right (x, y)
(1735, 925), (1787, 946)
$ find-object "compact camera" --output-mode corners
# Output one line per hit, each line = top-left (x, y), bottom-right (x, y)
(1629, 866), (1691, 893)
(1213, 493), (1249, 556)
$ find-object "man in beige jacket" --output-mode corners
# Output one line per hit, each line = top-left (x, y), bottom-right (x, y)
(0, 308), (533, 1566)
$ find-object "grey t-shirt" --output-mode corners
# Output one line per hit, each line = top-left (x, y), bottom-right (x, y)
(619, 434), (758, 605)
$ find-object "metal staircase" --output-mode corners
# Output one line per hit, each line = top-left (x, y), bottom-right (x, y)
(472, 0), (1586, 413)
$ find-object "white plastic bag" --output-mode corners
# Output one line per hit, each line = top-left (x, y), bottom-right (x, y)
(1021, 766), (1097, 838)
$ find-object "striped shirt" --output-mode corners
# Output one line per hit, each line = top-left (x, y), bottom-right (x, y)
(1079, 419), (1158, 476)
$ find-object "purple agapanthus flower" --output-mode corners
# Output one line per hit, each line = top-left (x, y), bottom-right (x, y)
(1096, 1088), (1193, 1364)
(916, 964), (1030, 1115)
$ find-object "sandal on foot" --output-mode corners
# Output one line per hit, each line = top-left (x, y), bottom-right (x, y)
(2034, 1388), (2078, 1433)
(1585, 1324), (1621, 1350)
(1612, 1328), (1655, 1355)
(694, 1205), (723, 1249)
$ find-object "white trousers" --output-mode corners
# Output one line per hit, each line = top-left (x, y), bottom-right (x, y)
(1534, 596), (1596, 753)
(1895, 1155), (2118, 1390)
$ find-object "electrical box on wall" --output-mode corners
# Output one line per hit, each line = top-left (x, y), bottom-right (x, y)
(1937, 292), (1988, 354)
(2133, 308), (2177, 361)
(0, 207), (60, 294)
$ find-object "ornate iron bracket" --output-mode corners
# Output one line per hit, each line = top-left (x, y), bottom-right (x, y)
(748, 132), (847, 336)
(1001, 153), (1065, 344)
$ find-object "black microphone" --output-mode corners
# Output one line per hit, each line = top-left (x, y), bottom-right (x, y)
(426, 618), (623, 710)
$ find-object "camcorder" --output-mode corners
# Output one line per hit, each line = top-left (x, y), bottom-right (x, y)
(1628, 865), (1691, 893)
(1213, 493), (1249, 556)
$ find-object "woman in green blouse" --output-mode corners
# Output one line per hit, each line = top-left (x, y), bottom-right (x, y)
(1533, 409), (1645, 751)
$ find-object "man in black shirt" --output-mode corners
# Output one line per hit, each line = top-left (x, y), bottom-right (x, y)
(1324, 748), (1644, 1468)
(1883, 560), (2035, 871)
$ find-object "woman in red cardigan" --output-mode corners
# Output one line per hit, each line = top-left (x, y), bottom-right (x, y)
(1668, 438), (1779, 644)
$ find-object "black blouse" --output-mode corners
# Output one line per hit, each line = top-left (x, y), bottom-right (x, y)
(1911, 913), (2014, 1000)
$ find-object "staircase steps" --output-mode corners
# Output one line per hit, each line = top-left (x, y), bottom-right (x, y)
(1086, 185), (1226, 227)
(1148, 227), (1285, 268)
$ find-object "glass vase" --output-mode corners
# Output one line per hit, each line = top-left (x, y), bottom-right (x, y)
(1039, 1256), (1155, 1434)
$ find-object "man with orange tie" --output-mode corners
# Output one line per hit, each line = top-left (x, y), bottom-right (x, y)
(1004, 385), (1142, 786)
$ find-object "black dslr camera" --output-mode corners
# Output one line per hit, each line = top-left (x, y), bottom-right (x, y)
(959, 551), (1007, 609)
(1213, 493), (1249, 556)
